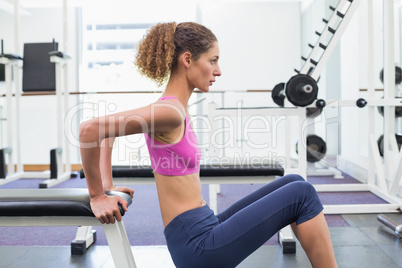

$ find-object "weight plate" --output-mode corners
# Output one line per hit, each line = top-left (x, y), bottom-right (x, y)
(285, 74), (318, 107)
(271, 82), (285, 107)
(377, 134), (402, 157)
(306, 134), (327, 162)
(295, 134), (327, 163)
(379, 66), (402, 84)
(377, 97), (402, 118)
(306, 107), (323, 118)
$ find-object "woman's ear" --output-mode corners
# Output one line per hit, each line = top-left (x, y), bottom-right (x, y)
(181, 52), (192, 68)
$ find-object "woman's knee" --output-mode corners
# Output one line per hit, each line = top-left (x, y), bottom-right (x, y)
(293, 181), (323, 225)
(287, 180), (320, 203)
(297, 180), (317, 195)
(280, 174), (305, 184)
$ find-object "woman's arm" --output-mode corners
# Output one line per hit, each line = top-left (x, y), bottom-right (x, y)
(100, 137), (115, 191)
(79, 100), (184, 224)
(100, 137), (134, 196)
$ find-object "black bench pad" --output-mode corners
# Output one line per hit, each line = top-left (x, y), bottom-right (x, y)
(0, 189), (131, 217)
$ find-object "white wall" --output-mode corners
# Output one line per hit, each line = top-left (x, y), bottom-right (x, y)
(198, 1), (301, 91)
(1, 1), (303, 165)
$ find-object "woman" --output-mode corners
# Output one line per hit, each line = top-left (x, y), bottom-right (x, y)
(79, 22), (337, 267)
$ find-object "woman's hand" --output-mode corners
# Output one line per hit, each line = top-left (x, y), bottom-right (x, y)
(106, 185), (135, 198)
(90, 194), (129, 224)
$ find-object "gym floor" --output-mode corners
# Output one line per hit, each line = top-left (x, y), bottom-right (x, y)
(1, 175), (402, 268)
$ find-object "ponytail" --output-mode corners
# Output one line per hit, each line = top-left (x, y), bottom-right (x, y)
(135, 22), (217, 86)
(135, 22), (176, 86)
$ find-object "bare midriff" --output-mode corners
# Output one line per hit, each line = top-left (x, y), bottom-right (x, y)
(154, 171), (206, 227)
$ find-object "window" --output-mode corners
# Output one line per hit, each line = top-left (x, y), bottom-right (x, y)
(80, 1), (197, 92)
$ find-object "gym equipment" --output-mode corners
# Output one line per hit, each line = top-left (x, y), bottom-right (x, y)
(379, 66), (402, 85)
(0, 40), (75, 188)
(0, 61), (4, 81)
(0, 41), (25, 182)
(22, 42), (57, 92)
(377, 97), (402, 118)
(296, 135), (327, 163)
(306, 107), (322, 118)
(377, 214), (402, 238)
(356, 98), (368, 108)
(298, 0), (361, 81)
(306, 99), (326, 118)
(285, 74), (319, 107)
(0, 189), (136, 267)
(377, 134), (402, 157)
(276, 0), (363, 107)
(271, 82), (285, 107)
(271, 74), (319, 107)
(44, 40), (74, 188)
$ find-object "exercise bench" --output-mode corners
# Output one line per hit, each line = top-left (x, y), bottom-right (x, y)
(0, 188), (136, 268)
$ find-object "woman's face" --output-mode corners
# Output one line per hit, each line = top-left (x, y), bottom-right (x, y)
(187, 42), (221, 92)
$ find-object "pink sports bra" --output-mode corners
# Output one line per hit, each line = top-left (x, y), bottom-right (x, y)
(144, 96), (201, 176)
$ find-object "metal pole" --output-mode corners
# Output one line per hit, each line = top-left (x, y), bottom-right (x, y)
(14, 0), (19, 55)
(383, 0), (396, 183)
(367, 0), (376, 186)
(5, 61), (14, 175)
(63, 0), (68, 52)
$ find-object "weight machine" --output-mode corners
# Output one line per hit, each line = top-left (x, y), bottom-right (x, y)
(0, 39), (75, 188)
(266, 0), (402, 251)
(270, 0), (402, 202)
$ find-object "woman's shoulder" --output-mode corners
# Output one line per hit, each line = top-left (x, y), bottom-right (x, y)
(149, 97), (186, 131)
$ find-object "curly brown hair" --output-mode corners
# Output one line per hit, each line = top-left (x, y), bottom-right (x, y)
(135, 22), (217, 86)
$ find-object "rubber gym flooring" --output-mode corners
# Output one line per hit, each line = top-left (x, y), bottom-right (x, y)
(1, 173), (402, 267)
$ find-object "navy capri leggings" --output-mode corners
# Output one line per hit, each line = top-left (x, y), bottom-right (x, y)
(164, 174), (323, 268)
